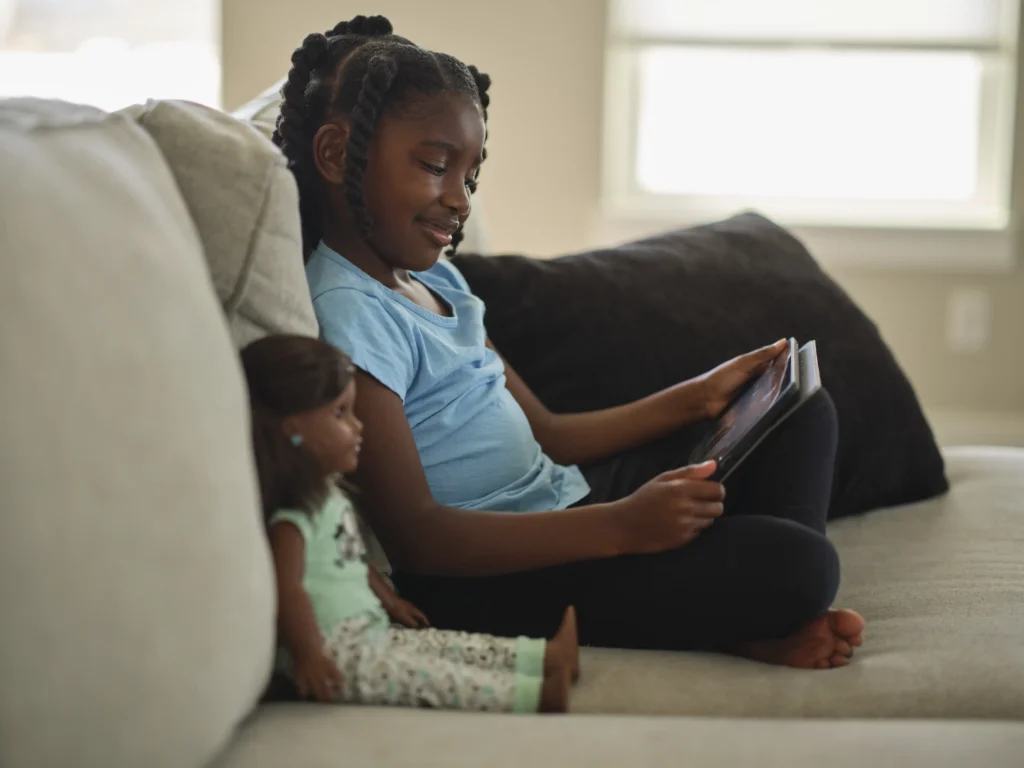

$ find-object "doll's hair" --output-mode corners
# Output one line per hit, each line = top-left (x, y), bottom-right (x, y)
(271, 14), (490, 260)
(240, 334), (355, 519)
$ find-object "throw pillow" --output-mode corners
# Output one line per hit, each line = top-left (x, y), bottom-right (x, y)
(452, 213), (948, 518)
(124, 99), (318, 346)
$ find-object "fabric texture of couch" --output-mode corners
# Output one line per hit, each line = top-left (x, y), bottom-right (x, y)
(0, 99), (275, 768)
(1, 95), (1022, 768)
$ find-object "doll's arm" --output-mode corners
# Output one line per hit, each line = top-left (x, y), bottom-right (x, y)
(268, 522), (326, 660)
(368, 566), (429, 628)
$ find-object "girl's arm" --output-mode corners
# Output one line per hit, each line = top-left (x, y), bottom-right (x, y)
(352, 371), (638, 577)
(487, 340), (705, 466)
(353, 372), (725, 577)
(488, 338), (786, 467)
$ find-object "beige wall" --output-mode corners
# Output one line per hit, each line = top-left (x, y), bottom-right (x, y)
(223, 0), (1024, 418)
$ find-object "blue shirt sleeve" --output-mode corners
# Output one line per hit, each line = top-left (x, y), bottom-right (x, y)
(313, 288), (417, 400)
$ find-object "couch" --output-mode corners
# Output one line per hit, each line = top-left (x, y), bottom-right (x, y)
(2, 95), (1023, 768)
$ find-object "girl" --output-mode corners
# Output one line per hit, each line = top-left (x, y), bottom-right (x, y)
(242, 334), (579, 712)
(273, 15), (864, 669)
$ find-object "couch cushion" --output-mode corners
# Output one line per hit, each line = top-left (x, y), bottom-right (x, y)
(452, 213), (948, 519)
(125, 99), (317, 347)
(0, 98), (275, 768)
(215, 706), (1024, 768)
(569, 447), (1024, 718)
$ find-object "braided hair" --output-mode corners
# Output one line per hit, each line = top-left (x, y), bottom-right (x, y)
(272, 15), (491, 260)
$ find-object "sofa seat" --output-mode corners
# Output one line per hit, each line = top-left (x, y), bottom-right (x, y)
(218, 708), (1024, 768)
(215, 447), (1024, 766)
(571, 446), (1024, 718)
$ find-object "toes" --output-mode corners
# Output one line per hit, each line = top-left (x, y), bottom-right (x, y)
(829, 654), (849, 668)
(835, 639), (853, 658)
(849, 633), (864, 648)
(829, 609), (866, 639)
(815, 659), (831, 670)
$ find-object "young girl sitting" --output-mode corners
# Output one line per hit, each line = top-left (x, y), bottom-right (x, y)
(241, 334), (578, 712)
(272, 15), (864, 669)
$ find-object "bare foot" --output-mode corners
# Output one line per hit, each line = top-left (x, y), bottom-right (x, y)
(735, 609), (865, 670)
(538, 663), (571, 713)
(544, 606), (580, 682)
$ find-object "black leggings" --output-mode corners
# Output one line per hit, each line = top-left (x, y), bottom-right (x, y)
(394, 389), (841, 651)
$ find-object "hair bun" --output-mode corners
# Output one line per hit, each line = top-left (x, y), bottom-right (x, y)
(293, 32), (331, 74)
(326, 15), (393, 38)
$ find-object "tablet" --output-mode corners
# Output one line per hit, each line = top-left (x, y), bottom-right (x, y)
(689, 338), (802, 481)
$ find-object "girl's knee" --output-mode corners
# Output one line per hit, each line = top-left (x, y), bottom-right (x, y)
(806, 387), (838, 432)
(787, 386), (839, 457)
(788, 526), (840, 618)
(744, 517), (840, 618)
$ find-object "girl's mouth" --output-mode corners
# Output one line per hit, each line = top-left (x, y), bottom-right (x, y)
(417, 218), (457, 247)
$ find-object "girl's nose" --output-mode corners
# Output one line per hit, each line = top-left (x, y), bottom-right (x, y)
(441, 179), (472, 217)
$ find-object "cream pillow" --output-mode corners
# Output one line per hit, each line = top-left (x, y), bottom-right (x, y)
(0, 98), (275, 768)
(125, 99), (318, 347)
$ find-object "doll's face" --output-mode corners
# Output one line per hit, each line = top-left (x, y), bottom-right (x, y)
(283, 380), (363, 474)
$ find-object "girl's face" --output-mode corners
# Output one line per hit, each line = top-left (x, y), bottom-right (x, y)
(284, 379), (363, 475)
(326, 92), (486, 272)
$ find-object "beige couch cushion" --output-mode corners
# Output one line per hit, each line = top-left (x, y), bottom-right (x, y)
(232, 82), (493, 256)
(570, 446), (1024, 718)
(217, 707), (1024, 768)
(125, 99), (318, 347)
(0, 98), (275, 768)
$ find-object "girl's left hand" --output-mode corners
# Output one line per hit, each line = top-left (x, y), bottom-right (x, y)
(385, 595), (430, 628)
(697, 340), (788, 420)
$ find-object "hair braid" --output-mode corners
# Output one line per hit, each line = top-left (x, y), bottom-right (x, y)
(342, 54), (398, 237)
(446, 64), (492, 257)
(272, 33), (334, 256)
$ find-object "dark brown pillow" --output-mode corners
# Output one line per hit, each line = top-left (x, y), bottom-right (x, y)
(452, 212), (948, 519)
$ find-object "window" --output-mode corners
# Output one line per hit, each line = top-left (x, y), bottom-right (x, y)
(604, 1), (1020, 247)
(0, 0), (220, 111)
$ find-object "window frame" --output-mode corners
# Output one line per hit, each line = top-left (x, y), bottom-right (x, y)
(599, 1), (1021, 270)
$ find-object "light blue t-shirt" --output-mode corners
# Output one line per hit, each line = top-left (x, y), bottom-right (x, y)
(306, 243), (590, 512)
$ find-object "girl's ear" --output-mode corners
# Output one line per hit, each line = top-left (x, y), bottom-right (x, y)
(280, 414), (305, 446)
(313, 122), (350, 185)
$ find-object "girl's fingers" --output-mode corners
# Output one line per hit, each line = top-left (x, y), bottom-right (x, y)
(662, 461), (716, 481)
(749, 339), (786, 364)
(674, 480), (725, 501)
(692, 502), (725, 519)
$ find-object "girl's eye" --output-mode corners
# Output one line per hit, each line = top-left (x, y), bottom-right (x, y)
(423, 163), (446, 176)
(465, 178), (478, 193)
(335, 408), (346, 419)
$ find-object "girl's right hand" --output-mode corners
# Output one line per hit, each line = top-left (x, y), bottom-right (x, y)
(293, 649), (345, 702)
(612, 461), (725, 554)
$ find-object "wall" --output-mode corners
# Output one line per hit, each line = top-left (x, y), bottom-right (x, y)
(223, 0), (1024, 435)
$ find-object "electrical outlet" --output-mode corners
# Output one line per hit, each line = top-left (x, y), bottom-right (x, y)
(947, 287), (992, 353)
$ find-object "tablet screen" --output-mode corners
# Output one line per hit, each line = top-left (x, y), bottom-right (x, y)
(702, 345), (793, 461)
